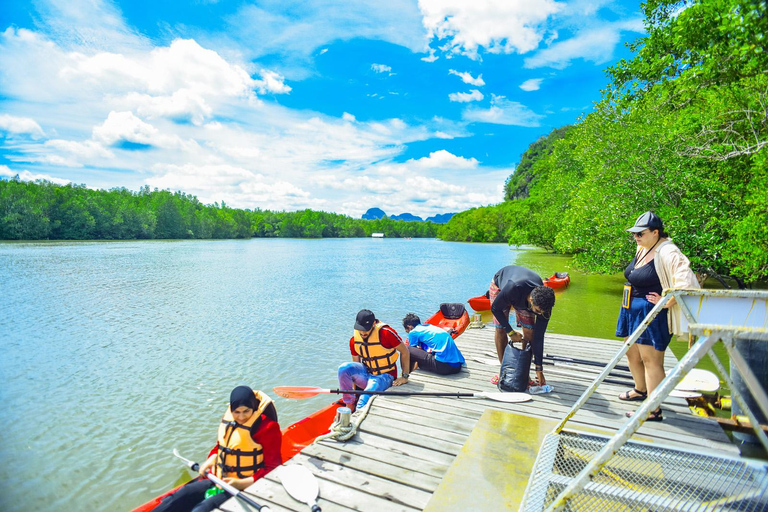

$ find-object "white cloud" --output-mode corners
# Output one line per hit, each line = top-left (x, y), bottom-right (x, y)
(519, 78), (543, 91)
(421, 49), (438, 62)
(45, 139), (114, 162)
(463, 95), (543, 126)
(92, 111), (159, 146)
(448, 90), (484, 103)
(524, 21), (643, 69)
(0, 165), (71, 185)
(254, 70), (292, 94)
(124, 90), (212, 125)
(412, 150), (479, 169)
(449, 69), (485, 86)
(62, 39), (258, 98)
(223, 0), (426, 67)
(419, 0), (564, 57)
(0, 114), (45, 138)
(371, 63), (392, 74)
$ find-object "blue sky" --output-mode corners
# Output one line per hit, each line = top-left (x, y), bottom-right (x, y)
(0, 0), (644, 218)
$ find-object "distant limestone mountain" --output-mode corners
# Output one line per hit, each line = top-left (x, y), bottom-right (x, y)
(390, 213), (423, 222)
(426, 213), (455, 224)
(361, 208), (455, 224)
(362, 207), (386, 220)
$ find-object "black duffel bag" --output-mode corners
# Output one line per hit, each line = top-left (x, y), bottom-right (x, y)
(498, 342), (532, 392)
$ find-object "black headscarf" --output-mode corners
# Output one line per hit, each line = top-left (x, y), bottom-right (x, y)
(229, 385), (259, 411)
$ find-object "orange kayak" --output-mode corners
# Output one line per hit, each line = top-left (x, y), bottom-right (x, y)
(425, 303), (470, 339)
(543, 272), (570, 289)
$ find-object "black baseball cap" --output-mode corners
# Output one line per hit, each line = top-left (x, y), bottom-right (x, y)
(627, 211), (663, 233)
(354, 309), (376, 331)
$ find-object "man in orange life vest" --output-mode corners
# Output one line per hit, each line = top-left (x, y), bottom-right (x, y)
(338, 309), (411, 412)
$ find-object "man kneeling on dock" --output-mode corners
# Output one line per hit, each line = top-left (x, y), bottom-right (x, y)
(402, 313), (465, 375)
(338, 309), (411, 412)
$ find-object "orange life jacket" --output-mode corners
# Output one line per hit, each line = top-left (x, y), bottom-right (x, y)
(214, 390), (273, 479)
(353, 322), (399, 376)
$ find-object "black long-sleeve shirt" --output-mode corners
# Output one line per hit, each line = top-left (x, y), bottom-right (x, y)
(491, 265), (549, 366)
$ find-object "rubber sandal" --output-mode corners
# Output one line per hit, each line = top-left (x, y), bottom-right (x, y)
(618, 388), (647, 401)
(491, 374), (499, 385)
(625, 409), (663, 422)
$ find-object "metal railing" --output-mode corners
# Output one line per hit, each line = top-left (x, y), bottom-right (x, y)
(520, 289), (768, 512)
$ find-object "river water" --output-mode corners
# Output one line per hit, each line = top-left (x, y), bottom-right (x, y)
(0, 238), (628, 511)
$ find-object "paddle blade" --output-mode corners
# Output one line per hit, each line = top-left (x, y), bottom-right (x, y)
(478, 392), (532, 403)
(675, 369), (720, 393)
(278, 465), (320, 507)
(273, 386), (330, 399)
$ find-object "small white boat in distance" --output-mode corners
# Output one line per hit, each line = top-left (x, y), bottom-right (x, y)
(371, 232), (384, 238)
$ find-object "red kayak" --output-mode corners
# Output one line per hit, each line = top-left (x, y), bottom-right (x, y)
(132, 306), (465, 512)
(468, 295), (491, 311)
(543, 272), (570, 289)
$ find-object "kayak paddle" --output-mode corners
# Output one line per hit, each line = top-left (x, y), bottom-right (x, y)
(173, 449), (271, 512)
(544, 353), (632, 373)
(273, 386), (532, 403)
(277, 464), (321, 511)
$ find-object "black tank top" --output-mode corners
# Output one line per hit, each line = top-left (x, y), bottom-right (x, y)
(624, 256), (663, 297)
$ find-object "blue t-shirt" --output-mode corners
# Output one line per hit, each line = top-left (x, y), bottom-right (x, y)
(407, 324), (465, 366)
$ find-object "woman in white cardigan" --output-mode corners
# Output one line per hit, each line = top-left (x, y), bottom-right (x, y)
(616, 211), (700, 421)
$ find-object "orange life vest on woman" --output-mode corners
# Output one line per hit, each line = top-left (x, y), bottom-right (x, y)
(214, 390), (273, 479)
(353, 321), (399, 376)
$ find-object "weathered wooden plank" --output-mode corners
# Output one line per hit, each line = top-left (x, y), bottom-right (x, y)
(354, 413), (470, 449)
(288, 453), (434, 509)
(351, 430), (457, 467)
(312, 433), (453, 479)
(300, 442), (444, 492)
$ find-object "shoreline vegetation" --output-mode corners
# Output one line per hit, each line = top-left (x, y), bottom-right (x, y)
(0, 179), (438, 241)
(440, 0), (767, 287)
(2, 1), (765, 287)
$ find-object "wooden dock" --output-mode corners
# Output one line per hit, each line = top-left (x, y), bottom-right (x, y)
(227, 329), (737, 512)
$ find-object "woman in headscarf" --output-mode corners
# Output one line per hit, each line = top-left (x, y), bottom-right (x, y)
(154, 385), (281, 512)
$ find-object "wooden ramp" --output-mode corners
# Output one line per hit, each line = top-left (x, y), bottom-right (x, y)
(223, 330), (737, 512)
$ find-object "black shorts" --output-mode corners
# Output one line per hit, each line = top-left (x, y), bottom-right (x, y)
(409, 346), (462, 375)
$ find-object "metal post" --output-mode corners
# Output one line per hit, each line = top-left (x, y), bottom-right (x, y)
(546, 332), (718, 512)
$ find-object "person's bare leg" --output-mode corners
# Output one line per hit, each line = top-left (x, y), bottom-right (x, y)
(495, 327), (507, 363)
(638, 344), (666, 400)
(625, 342), (647, 397)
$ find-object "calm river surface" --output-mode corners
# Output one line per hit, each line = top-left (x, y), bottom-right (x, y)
(0, 238), (626, 511)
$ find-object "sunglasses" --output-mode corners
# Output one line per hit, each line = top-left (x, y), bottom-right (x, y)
(632, 230), (649, 238)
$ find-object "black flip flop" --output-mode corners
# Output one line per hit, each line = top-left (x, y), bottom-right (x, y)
(618, 388), (647, 401)
(626, 409), (663, 422)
